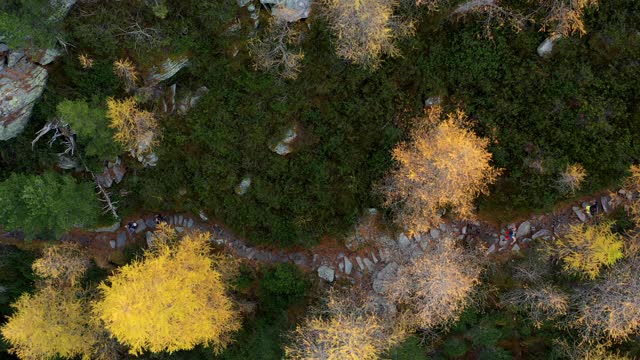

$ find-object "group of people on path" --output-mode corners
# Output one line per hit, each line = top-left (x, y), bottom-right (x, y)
(126, 214), (166, 234)
(503, 199), (600, 247)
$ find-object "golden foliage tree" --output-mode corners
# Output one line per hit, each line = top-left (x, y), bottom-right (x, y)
(248, 20), (305, 80)
(572, 256), (640, 344)
(502, 285), (570, 328)
(93, 229), (241, 355)
(113, 58), (139, 91)
(380, 106), (501, 234)
(539, 0), (598, 36)
(2, 243), (118, 360)
(78, 53), (94, 69)
(323, 0), (414, 69)
(2, 287), (97, 360)
(384, 237), (482, 329)
(556, 163), (587, 195)
(451, 0), (526, 39)
(285, 291), (404, 360)
(552, 221), (623, 280)
(32, 242), (90, 287)
(106, 97), (158, 159)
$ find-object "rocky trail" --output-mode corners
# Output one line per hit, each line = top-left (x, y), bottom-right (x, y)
(0, 190), (630, 295)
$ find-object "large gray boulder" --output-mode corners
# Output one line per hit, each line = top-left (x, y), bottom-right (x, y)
(0, 53), (48, 140)
(49, 0), (77, 21)
(146, 57), (189, 85)
(537, 35), (562, 57)
(261, 0), (311, 22)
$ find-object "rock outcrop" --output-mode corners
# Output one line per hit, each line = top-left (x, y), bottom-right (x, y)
(261, 0), (311, 22)
(0, 50), (48, 141)
(145, 57), (189, 86)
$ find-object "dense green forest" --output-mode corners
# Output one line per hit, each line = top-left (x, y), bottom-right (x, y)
(1, 0), (639, 359)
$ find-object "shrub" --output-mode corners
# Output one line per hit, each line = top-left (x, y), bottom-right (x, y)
(259, 263), (308, 314)
(0, 172), (100, 240)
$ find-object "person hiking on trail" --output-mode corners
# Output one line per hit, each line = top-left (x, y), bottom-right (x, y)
(585, 201), (598, 217)
(155, 214), (165, 225)
(127, 222), (138, 233)
(509, 225), (517, 245)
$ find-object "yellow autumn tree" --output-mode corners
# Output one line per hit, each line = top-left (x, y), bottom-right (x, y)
(285, 290), (404, 360)
(1, 287), (98, 360)
(539, 0), (598, 36)
(552, 221), (624, 280)
(93, 228), (241, 355)
(573, 256), (640, 344)
(113, 58), (139, 91)
(556, 163), (587, 195)
(383, 237), (482, 329)
(323, 0), (413, 69)
(380, 106), (502, 234)
(32, 242), (90, 287)
(106, 97), (158, 159)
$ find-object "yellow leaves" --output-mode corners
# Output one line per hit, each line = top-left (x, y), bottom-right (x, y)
(1, 287), (96, 360)
(324, 0), (413, 69)
(554, 221), (624, 279)
(78, 53), (94, 69)
(381, 106), (502, 234)
(106, 97), (158, 158)
(540, 0), (599, 37)
(32, 242), (89, 287)
(113, 58), (139, 91)
(384, 238), (481, 330)
(557, 163), (587, 195)
(285, 291), (403, 360)
(93, 230), (241, 355)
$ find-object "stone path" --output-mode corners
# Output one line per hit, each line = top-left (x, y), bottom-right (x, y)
(82, 189), (630, 297)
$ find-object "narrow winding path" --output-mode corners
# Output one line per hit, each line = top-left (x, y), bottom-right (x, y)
(0, 190), (628, 294)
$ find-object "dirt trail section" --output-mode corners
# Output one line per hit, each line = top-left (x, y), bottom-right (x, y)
(0, 189), (631, 292)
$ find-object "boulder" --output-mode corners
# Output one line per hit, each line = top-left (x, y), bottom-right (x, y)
(486, 244), (496, 254)
(261, 0), (311, 22)
(424, 96), (442, 107)
(516, 221), (531, 238)
(537, 34), (562, 57)
(271, 127), (298, 156)
(355, 256), (364, 271)
(134, 219), (146, 233)
(146, 57), (189, 85)
(30, 48), (62, 66)
(430, 228), (440, 239)
(363, 257), (374, 271)
(177, 86), (209, 115)
(397, 233), (411, 248)
(116, 232), (127, 248)
(373, 262), (398, 294)
(92, 221), (121, 233)
(601, 196), (611, 213)
(49, 0), (77, 21)
(572, 206), (587, 222)
(57, 155), (79, 170)
(531, 229), (552, 240)
(317, 265), (335, 282)
(235, 176), (252, 195)
(0, 54), (48, 140)
(146, 231), (155, 247)
(344, 257), (353, 275)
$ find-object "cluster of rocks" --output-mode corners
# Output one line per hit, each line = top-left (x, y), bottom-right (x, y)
(270, 126), (298, 156)
(95, 157), (126, 188)
(237, 0), (311, 29)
